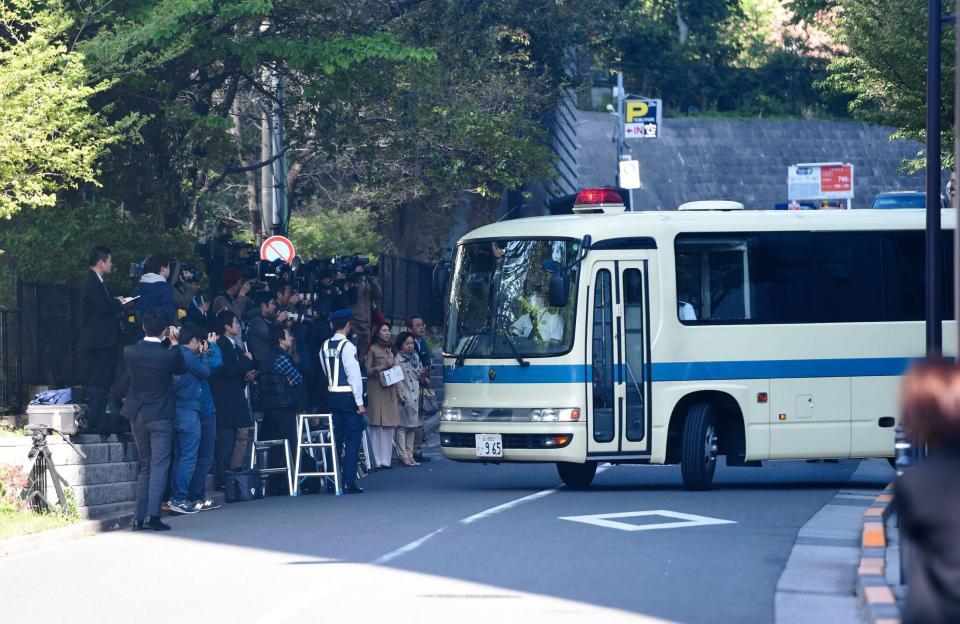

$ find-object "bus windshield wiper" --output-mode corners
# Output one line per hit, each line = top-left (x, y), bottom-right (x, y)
(454, 327), (484, 368)
(498, 328), (530, 367)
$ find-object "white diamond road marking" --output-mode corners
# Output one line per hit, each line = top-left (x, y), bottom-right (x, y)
(558, 510), (736, 532)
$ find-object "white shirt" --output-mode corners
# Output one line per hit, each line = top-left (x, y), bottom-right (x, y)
(511, 309), (564, 342)
(678, 301), (697, 321)
(333, 332), (364, 407)
(143, 336), (162, 343)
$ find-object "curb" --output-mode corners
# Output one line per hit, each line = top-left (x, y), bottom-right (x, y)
(856, 483), (901, 624)
(0, 512), (132, 559)
(0, 490), (227, 559)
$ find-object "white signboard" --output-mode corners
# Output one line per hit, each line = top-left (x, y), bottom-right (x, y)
(624, 99), (662, 139)
(619, 159), (640, 189)
(788, 163), (855, 201)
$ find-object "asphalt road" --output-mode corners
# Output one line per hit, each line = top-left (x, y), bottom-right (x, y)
(0, 454), (887, 624)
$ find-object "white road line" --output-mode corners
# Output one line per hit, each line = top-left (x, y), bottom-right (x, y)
(373, 465), (613, 564)
(459, 487), (559, 525)
(374, 527), (448, 564)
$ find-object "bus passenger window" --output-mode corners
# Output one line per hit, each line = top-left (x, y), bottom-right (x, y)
(676, 236), (750, 323)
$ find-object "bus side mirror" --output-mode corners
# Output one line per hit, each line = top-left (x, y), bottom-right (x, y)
(542, 261), (568, 307)
(433, 260), (452, 295)
(548, 272), (569, 307)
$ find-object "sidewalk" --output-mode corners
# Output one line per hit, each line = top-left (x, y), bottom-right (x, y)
(775, 459), (895, 624)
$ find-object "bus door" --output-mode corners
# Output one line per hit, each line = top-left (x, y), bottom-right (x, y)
(586, 259), (651, 457)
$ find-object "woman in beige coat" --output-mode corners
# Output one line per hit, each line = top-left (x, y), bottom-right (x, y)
(365, 323), (401, 469)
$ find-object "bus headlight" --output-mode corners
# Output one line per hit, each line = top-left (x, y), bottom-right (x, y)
(530, 408), (581, 422)
(441, 407), (462, 421)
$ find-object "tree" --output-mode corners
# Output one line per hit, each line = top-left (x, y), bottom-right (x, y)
(825, 0), (954, 170)
(68, 0), (435, 233)
(288, 209), (383, 260)
(0, 200), (196, 304)
(0, 1), (135, 219)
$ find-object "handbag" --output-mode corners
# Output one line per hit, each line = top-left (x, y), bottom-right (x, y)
(420, 390), (440, 416)
(224, 469), (265, 503)
(379, 364), (404, 387)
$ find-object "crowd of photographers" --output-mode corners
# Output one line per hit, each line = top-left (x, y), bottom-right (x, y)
(79, 242), (436, 530)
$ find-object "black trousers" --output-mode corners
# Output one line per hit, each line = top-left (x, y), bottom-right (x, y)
(83, 347), (118, 431)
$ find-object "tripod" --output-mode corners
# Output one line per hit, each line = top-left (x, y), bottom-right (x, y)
(20, 425), (87, 515)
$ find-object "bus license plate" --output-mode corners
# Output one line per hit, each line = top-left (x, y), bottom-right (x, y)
(476, 433), (503, 458)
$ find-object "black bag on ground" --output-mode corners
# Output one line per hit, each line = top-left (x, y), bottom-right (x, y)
(224, 469), (265, 503)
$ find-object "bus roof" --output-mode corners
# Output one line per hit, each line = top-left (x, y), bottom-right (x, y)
(460, 208), (956, 245)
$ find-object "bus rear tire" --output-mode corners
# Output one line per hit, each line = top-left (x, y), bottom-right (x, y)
(681, 403), (719, 491)
(557, 461), (598, 488)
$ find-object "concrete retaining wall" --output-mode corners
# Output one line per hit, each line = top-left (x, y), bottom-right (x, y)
(551, 114), (927, 212)
(0, 433), (138, 520)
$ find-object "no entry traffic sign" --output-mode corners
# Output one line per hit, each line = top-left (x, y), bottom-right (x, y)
(260, 235), (296, 264)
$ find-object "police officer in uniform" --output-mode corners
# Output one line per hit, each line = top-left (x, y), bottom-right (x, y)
(320, 309), (366, 494)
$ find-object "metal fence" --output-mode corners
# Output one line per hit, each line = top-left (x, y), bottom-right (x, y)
(377, 255), (444, 328)
(0, 306), (23, 413)
(18, 280), (82, 389)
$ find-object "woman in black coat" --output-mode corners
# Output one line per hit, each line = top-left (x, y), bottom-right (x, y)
(210, 310), (256, 486)
(897, 360), (960, 624)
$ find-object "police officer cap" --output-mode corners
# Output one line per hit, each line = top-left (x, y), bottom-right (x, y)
(328, 308), (352, 322)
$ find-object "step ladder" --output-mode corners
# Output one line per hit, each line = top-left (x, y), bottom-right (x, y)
(357, 429), (375, 478)
(250, 420), (293, 496)
(293, 414), (341, 496)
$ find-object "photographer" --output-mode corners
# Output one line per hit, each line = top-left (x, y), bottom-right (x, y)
(277, 284), (315, 385)
(247, 290), (287, 369)
(347, 254), (382, 358)
(172, 266), (208, 326)
(120, 311), (186, 531)
(258, 324), (309, 494)
(212, 269), (253, 323)
(168, 323), (211, 515)
(210, 311), (256, 487)
(133, 255), (177, 327)
(189, 327), (222, 510)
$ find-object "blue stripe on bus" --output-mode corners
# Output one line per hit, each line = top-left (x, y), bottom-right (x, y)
(444, 365), (590, 384)
(443, 357), (918, 384)
(650, 357), (916, 381)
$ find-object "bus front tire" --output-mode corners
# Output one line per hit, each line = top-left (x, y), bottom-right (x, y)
(557, 461), (598, 488)
(681, 403), (719, 491)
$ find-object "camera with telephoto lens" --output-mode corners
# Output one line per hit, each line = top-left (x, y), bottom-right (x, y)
(285, 311), (315, 324)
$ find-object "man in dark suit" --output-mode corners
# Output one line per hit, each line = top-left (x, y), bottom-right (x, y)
(121, 310), (186, 531)
(77, 246), (127, 433)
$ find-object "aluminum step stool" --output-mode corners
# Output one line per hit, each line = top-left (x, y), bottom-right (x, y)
(293, 414), (341, 496)
(357, 429), (375, 479)
(250, 420), (293, 496)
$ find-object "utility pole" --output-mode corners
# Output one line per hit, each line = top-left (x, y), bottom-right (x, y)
(260, 100), (272, 241)
(615, 71), (636, 211)
(270, 69), (287, 235)
(258, 64), (287, 239)
(926, 0), (944, 357)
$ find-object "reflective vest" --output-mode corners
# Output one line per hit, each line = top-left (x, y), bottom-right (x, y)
(321, 337), (351, 393)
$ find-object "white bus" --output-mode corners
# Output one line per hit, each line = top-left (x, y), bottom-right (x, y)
(439, 189), (956, 489)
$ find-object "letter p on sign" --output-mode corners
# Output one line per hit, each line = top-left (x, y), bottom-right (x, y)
(626, 101), (649, 123)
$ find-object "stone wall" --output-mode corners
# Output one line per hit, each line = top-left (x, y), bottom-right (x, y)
(0, 433), (138, 520)
(549, 114), (928, 212)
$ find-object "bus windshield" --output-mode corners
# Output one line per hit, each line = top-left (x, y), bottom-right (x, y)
(444, 239), (580, 358)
